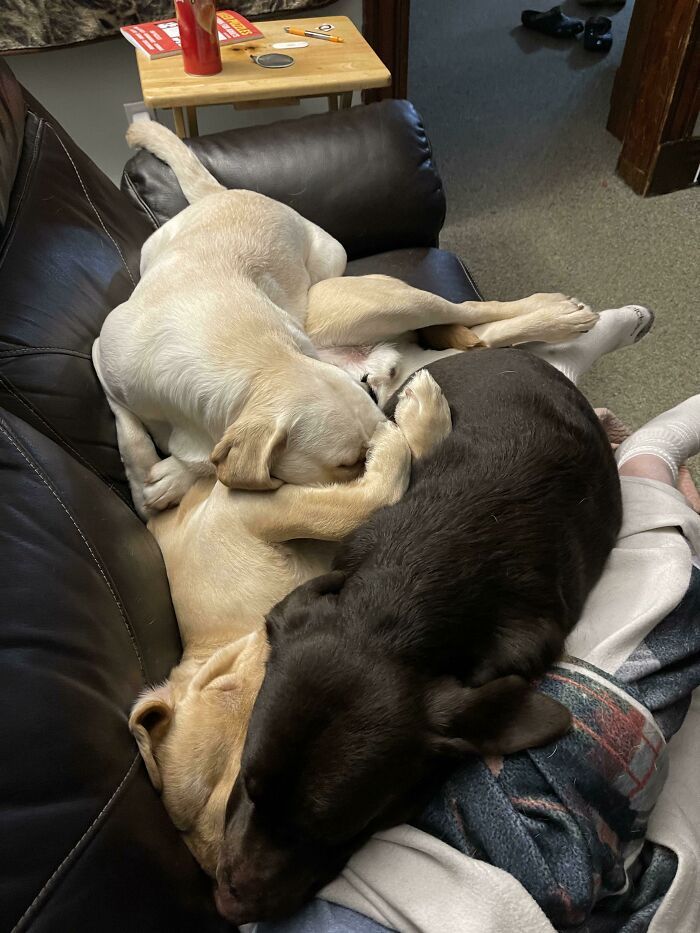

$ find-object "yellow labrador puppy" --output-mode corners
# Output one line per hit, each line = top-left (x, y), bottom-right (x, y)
(129, 371), (451, 876)
(95, 121), (596, 518)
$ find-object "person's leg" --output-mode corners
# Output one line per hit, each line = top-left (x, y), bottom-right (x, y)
(616, 395), (700, 485)
(618, 454), (675, 486)
(566, 395), (700, 671)
(527, 304), (654, 384)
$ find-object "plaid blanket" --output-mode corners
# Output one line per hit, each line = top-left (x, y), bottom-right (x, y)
(415, 660), (672, 929)
(418, 565), (700, 931)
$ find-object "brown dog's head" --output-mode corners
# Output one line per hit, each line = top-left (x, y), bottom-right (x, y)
(129, 633), (268, 877)
(215, 574), (571, 925)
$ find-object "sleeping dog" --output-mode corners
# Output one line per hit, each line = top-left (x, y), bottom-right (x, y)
(95, 121), (596, 517)
(129, 370), (451, 876)
(217, 348), (623, 924)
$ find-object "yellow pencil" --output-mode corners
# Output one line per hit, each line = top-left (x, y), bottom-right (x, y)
(284, 27), (344, 43)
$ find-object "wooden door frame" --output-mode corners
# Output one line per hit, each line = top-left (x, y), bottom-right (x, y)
(361, 0), (411, 102)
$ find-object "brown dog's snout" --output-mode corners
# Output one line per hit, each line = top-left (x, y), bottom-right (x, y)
(214, 879), (247, 925)
(214, 866), (263, 925)
(215, 834), (275, 923)
(214, 868), (287, 926)
(216, 840), (320, 923)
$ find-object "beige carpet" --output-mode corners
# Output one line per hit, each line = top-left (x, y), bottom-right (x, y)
(408, 0), (699, 478)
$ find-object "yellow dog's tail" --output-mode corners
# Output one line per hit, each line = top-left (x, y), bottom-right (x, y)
(126, 120), (225, 204)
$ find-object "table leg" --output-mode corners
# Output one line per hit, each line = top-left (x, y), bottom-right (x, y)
(339, 92), (353, 109)
(186, 106), (199, 137)
(327, 94), (339, 111)
(173, 107), (187, 139)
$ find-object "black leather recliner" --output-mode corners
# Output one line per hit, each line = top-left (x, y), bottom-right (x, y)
(0, 57), (482, 932)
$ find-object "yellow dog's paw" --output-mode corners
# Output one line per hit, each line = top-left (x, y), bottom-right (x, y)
(394, 370), (452, 458)
(362, 420), (411, 502)
(143, 456), (196, 512)
(523, 295), (598, 343)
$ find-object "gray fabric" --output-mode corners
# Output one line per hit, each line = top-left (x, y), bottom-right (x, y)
(0, 1), (337, 53)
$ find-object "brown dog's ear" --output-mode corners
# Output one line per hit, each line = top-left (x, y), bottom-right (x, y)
(210, 413), (287, 490)
(128, 685), (174, 791)
(428, 675), (571, 757)
(265, 571), (346, 643)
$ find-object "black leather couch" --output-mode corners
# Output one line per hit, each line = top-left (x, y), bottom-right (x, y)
(0, 58), (482, 932)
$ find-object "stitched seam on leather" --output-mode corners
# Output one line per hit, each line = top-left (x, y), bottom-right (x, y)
(0, 118), (43, 269)
(457, 255), (485, 301)
(0, 347), (92, 358)
(123, 171), (159, 231)
(0, 418), (145, 675)
(0, 372), (97, 468)
(11, 755), (141, 933)
(44, 124), (136, 288)
(0, 372), (130, 507)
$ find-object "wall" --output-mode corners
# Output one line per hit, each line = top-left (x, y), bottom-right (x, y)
(6, 0), (361, 184)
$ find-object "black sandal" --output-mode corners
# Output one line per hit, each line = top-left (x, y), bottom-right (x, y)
(583, 16), (613, 52)
(521, 6), (584, 38)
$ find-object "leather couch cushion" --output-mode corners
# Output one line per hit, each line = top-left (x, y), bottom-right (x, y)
(0, 80), (154, 505)
(122, 100), (446, 260)
(346, 246), (483, 302)
(0, 61), (24, 227)
(0, 408), (225, 932)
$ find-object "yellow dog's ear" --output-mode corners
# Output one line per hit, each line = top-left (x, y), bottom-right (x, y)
(129, 684), (174, 791)
(210, 413), (287, 490)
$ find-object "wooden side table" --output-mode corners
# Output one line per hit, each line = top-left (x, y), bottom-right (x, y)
(133, 16), (392, 137)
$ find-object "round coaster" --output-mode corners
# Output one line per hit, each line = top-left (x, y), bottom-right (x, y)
(251, 53), (295, 68)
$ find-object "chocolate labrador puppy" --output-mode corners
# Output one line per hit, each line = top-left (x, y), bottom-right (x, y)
(215, 348), (622, 925)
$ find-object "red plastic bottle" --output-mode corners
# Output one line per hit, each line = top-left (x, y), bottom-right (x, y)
(174, 0), (222, 76)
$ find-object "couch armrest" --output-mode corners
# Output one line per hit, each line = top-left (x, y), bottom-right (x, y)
(121, 100), (446, 260)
